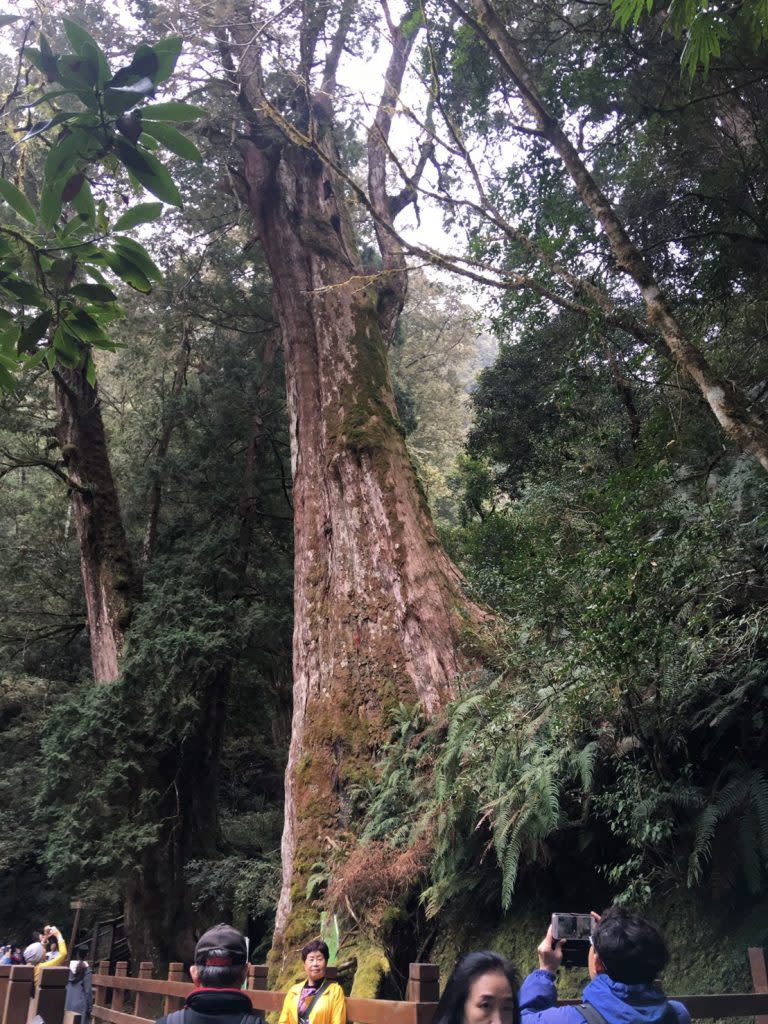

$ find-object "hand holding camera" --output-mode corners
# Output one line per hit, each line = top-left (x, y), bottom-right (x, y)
(540, 912), (600, 970)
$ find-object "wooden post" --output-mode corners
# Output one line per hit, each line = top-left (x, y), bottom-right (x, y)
(112, 961), (128, 1013)
(134, 962), (154, 1020)
(407, 963), (439, 1004)
(106, 922), (116, 968)
(749, 947), (768, 1024)
(68, 900), (85, 959)
(163, 963), (185, 1017)
(89, 925), (100, 967)
(31, 966), (69, 1024)
(0, 966), (10, 1021)
(93, 959), (111, 1009)
(3, 965), (34, 1024)
(248, 966), (268, 992)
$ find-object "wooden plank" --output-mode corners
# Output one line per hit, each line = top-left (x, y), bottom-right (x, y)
(557, 994), (768, 1016)
(749, 947), (768, 1024)
(92, 989), (431, 1024)
(346, 997), (421, 1024)
(92, 975), (192, 998)
(674, 993), (768, 1017)
(92, 1006), (153, 1024)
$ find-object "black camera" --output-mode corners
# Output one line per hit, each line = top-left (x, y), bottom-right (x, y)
(551, 912), (594, 969)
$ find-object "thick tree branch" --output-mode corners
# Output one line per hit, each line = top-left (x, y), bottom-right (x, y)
(368, 2), (423, 342)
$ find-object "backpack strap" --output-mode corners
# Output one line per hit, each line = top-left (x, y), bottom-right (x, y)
(299, 980), (330, 1024)
(240, 1014), (265, 1024)
(576, 1005), (609, 1024)
(661, 1003), (679, 1024)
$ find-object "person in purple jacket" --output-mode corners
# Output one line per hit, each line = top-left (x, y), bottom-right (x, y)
(519, 907), (690, 1024)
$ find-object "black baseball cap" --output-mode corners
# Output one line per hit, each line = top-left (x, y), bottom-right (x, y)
(194, 924), (248, 966)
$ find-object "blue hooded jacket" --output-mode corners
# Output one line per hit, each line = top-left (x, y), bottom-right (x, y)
(519, 970), (690, 1024)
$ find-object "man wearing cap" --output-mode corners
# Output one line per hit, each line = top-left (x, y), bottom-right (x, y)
(155, 924), (264, 1024)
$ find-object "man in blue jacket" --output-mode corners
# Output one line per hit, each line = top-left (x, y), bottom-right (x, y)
(519, 907), (690, 1024)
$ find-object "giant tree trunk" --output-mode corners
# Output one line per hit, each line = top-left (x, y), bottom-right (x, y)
(240, 137), (491, 963)
(55, 365), (140, 682)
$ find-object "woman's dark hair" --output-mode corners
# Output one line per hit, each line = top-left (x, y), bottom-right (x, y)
(301, 939), (330, 962)
(46, 937), (59, 952)
(433, 951), (519, 1024)
(593, 907), (669, 984)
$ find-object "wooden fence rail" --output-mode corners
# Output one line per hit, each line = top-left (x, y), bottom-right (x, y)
(2, 948), (767, 1024)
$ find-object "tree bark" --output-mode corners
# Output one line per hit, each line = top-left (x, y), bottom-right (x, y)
(54, 364), (140, 683)
(123, 662), (231, 963)
(240, 136), (491, 962)
(464, 0), (768, 472)
(142, 323), (191, 567)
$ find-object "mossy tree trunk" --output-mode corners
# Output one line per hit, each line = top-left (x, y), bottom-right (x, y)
(54, 364), (140, 682)
(220, 1), (493, 970)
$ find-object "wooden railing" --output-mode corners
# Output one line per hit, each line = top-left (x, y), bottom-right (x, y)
(1, 948), (767, 1024)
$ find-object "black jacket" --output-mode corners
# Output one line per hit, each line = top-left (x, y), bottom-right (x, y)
(155, 988), (265, 1024)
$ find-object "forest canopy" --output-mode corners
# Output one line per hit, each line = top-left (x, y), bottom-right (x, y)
(1, 0), (767, 984)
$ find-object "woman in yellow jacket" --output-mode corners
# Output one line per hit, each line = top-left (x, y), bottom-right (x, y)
(35, 925), (68, 986)
(278, 940), (346, 1024)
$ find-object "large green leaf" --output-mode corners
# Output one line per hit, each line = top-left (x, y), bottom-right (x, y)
(0, 276), (46, 306)
(40, 180), (64, 229)
(65, 308), (109, 342)
(39, 33), (59, 81)
(104, 46), (159, 114)
(52, 325), (84, 367)
(140, 122), (202, 162)
(23, 348), (48, 369)
(113, 202), (164, 231)
(0, 364), (16, 391)
(0, 178), (36, 224)
(62, 18), (111, 86)
(70, 283), (118, 303)
(102, 251), (152, 293)
(72, 177), (96, 223)
(140, 101), (207, 122)
(112, 236), (163, 282)
(19, 310), (53, 353)
(113, 140), (183, 206)
(0, 324), (21, 355)
(56, 53), (99, 95)
(150, 38), (183, 84)
(44, 128), (99, 185)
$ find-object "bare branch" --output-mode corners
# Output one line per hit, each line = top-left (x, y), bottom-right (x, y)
(0, 447), (92, 496)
